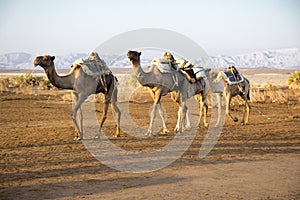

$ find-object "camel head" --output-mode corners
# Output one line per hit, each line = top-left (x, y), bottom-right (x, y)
(127, 51), (141, 62)
(34, 55), (55, 69)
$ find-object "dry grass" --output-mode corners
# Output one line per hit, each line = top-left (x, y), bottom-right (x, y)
(1, 70), (300, 105)
(0, 73), (56, 94)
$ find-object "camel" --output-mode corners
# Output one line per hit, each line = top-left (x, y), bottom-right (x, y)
(215, 66), (250, 125)
(176, 58), (211, 128)
(33, 54), (121, 140)
(126, 50), (208, 136)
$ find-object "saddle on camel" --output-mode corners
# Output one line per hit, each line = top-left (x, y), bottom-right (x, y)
(221, 65), (244, 85)
(151, 52), (206, 84)
(176, 57), (206, 83)
(73, 52), (112, 92)
(221, 65), (247, 95)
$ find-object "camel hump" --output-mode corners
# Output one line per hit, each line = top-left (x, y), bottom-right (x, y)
(151, 58), (177, 73)
(73, 52), (111, 79)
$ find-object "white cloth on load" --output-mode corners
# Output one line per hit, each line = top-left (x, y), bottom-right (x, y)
(176, 58), (192, 69)
(151, 58), (175, 73)
(193, 65), (206, 79)
(176, 58), (206, 80)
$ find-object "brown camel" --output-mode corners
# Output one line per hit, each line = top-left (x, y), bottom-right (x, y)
(127, 50), (208, 135)
(215, 66), (250, 125)
(33, 54), (121, 140)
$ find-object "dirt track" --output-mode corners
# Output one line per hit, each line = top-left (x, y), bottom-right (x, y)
(0, 91), (299, 199)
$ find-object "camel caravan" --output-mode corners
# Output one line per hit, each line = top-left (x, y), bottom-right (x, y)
(34, 51), (250, 140)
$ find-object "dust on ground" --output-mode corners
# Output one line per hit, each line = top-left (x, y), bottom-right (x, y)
(0, 90), (299, 199)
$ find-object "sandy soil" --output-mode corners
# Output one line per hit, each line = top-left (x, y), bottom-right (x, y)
(0, 90), (299, 200)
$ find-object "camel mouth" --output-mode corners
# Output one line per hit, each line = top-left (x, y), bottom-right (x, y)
(126, 54), (133, 61)
(33, 60), (40, 67)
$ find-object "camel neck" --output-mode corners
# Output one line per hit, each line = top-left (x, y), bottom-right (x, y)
(45, 64), (74, 90)
(131, 59), (145, 78)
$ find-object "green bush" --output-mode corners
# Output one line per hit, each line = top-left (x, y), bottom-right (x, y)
(288, 71), (300, 87)
(288, 70), (300, 89)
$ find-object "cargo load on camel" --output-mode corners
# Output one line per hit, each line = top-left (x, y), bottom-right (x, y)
(220, 66), (244, 85)
(72, 52), (112, 91)
(176, 58), (206, 83)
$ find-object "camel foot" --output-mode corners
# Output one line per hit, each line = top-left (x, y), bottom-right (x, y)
(184, 124), (191, 131)
(241, 121), (248, 125)
(113, 133), (121, 138)
(160, 128), (170, 135)
(94, 134), (100, 140)
(197, 122), (209, 128)
(74, 136), (81, 141)
(145, 131), (156, 137)
(233, 117), (238, 122)
(176, 131), (183, 136)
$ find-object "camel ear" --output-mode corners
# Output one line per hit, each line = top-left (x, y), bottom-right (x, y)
(51, 56), (55, 61)
(138, 52), (142, 56)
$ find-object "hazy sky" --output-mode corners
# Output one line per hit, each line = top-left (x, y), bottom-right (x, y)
(0, 0), (299, 56)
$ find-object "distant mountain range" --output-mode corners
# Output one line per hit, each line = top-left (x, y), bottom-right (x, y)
(210, 48), (300, 69)
(0, 48), (299, 70)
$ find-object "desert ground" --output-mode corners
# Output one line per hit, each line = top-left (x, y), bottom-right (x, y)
(0, 69), (299, 199)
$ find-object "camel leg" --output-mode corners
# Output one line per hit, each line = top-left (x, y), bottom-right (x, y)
(78, 107), (83, 136)
(203, 102), (208, 127)
(184, 108), (191, 130)
(112, 80), (121, 137)
(226, 94), (238, 122)
(97, 100), (109, 138)
(72, 93), (79, 139)
(72, 93), (88, 140)
(197, 94), (203, 128)
(176, 102), (187, 134)
(174, 107), (182, 132)
(216, 93), (222, 126)
(147, 90), (162, 136)
(148, 103), (158, 136)
(111, 97), (121, 137)
(197, 94), (209, 128)
(245, 100), (250, 124)
(241, 98), (250, 125)
(96, 77), (121, 139)
(157, 103), (169, 134)
(175, 104), (190, 132)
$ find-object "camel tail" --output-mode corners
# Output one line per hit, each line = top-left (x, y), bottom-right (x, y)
(245, 77), (250, 101)
(113, 76), (119, 102)
(247, 90), (250, 101)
